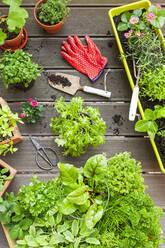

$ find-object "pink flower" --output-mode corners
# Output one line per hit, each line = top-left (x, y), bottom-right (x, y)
(146, 12), (156, 22)
(155, 4), (162, 10)
(28, 98), (33, 102)
(31, 100), (38, 107)
(135, 32), (141, 37)
(20, 113), (26, 118)
(129, 29), (133, 34)
(140, 33), (144, 37)
(130, 17), (139, 24)
(124, 32), (131, 38)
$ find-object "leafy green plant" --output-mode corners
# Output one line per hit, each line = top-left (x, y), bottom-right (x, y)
(139, 65), (165, 102)
(0, 0), (28, 45)
(37, 0), (70, 25)
(20, 98), (45, 124)
(0, 141), (18, 156)
(0, 50), (43, 89)
(146, 4), (165, 28)
(50, 97), (106, 157)
(135, 105), (165, 139)
(0, 168), (13, 192)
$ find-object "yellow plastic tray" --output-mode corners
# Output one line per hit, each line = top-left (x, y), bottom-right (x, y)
(108, 0), (165, 173)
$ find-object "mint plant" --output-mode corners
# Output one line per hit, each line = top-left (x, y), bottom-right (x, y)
(0, 168), (13, 192)
(50, 97), (106, 157)
(135, 105), (165, 140)
(37, 0), (70, 25)
(0, 50), (43, 89)
(0, 105), (23, 156)
(20, 98), (45, 124)
(0, 0), (28, 45)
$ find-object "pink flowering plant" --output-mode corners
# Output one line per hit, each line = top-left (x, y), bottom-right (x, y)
(20, 98), (45, 124)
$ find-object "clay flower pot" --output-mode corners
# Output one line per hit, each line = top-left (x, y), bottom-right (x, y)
(0, 15), (25, 49)
(0, 97), (22, 146)
(34, 0), (65, 34)
(0, 159), (17, 197)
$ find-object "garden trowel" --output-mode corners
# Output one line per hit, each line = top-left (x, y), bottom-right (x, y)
(48, 73), (111, 98)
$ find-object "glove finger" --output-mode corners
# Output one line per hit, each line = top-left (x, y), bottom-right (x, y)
(74, 35), (85, 50)
(85, 35), (96, 55)
(62, 41), (75, 56)
(61, 46), (67, 52)
(68, 36), (80, 53)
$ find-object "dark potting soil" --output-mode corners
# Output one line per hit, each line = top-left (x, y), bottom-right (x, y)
(13, 80), (35, 92)
(36, 10), (62, 26)
(48, 74), (72, 88)
(112, 114), (123, 126)
(0, 21), (17, 40)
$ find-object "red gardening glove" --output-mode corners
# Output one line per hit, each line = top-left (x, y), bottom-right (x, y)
(61, 36), (108, 82)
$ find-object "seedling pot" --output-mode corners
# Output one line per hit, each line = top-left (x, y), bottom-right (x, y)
(108, 0), (165, 173)
(34, 0), (65, 34)
(0, 15), (27, 50)
(0, 97), (22, 146)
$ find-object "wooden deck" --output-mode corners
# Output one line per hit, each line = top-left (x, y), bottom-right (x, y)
(0, 0), (165, 247)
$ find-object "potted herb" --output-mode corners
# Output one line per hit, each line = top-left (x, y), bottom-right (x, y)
(0, 97), (23, 156)
(0, 152), (164, 247)
(34, 0), (70, 34)
(20, 98), (45, 124)
(50, 97), (106, 157)
(0, 50), (43, 90)
(109, 1), (165, 172)
(0, 159), (17, 197)
(0, 0), (28, 50)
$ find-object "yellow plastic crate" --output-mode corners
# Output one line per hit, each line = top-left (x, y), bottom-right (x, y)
(108, 0), (165, 173)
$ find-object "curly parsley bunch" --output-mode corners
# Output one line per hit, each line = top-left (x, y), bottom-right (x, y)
(50, 97), (106, 156)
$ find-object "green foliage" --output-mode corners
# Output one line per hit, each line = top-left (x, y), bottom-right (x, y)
(106, 152), (145, 197)
(0, 168), (13, 192)
(139, 65), (165, 101)
(37, 0), (70, 25)
(0, 28), (7, 45)
(50, 97), (106, 157)
(147, 5), (165, 28)
(0, 49), (43, 89)
(0, 141), (18, 156)
(0, 105), (23, 141)
(21, 99), (45, 124)
(135, 105), (165, 139)
(0, 0), (28, 44)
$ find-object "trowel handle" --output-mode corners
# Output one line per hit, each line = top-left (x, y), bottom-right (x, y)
(83, 86), (111, 98)
(129, 85), (139, 121)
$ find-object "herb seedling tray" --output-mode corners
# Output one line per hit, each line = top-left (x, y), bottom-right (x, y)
(0, 97), (22, 146)
(108, 0), (165, 173)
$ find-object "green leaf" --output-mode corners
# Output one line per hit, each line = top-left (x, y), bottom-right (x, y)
(139, 22), (146, 30)
(58, 163), (79, 186)
(63, 230), (75, 242)
(148, 5), (158, 14)
(74, 237), (81, 248)
(7, 7), (28, 32)
(72, 220), (79, 237)
(16, 240), (27, 245)
(121, 12), (130, 23)
(84, 154), (107, 181)
(50, 233), (65, 245)
(85, 203), (103, 229)
(117, 22), (128, 31)
(10, 225), (19, 239)
(85, 238), (100, 245)
(144, 109), (155, 120)
(67, 186), (89, 205)
(20, 218), (33, 230)
(0, 28), (6, 45)
(133, 9), (142, 17)
(2, 0), (22, 6)
(60, 198), (77, 215)
(29, 225), (36, 237)
(158, 9), (165, 17)
(152, 16), (165, 28)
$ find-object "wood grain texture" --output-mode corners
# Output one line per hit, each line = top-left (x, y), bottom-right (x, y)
(0, 0), (164, 6)
(0, 69), (131, 102)
(8, 102), (140, 136)
(0, 8), (164, 37)
(2, 136), (160, 172)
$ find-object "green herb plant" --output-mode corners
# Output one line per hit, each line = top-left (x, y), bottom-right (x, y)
(0, 168), (13, 192)
(0, 105), (23, 156)
(37, 0), (70, 25)
(20, 99), (45, 124)
(135, 105), (165, 139)
(0, 0), (28, 45)
(50, 97), (106, 157)
(0, 50), (43, 89)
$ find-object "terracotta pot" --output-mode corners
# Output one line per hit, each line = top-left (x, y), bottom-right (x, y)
(0, 15), (24, 48)
(0, 159), (17, 197)
(0, 97), (22, 145)
(34, 0), (65, 34)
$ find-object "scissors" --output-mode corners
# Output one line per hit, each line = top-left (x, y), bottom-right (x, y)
(29, 136), (59, 170)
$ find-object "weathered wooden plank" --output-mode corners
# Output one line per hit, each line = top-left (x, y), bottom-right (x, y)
(2, 136), (160, 172)
(0, 38), (122, 69)
(8, 102), (139, 136)
(0, 0), (164, 6)
(0, 69), (131, 102)
(0, 8), (164, 37)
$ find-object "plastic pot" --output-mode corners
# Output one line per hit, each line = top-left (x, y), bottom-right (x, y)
(34, 0), (65, 34)
(108, 0), (165, 173)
